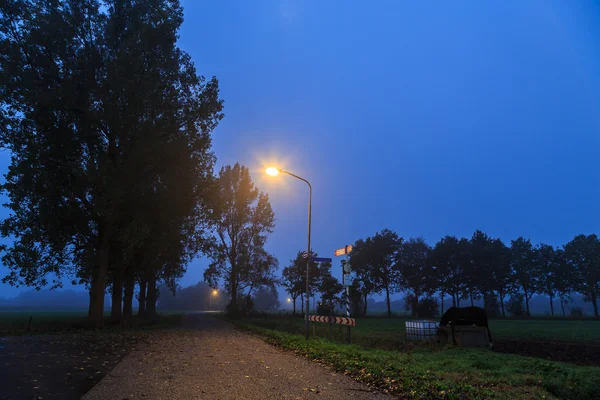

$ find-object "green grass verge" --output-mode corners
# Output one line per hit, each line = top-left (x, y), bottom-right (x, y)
(232, 319), (600, 400)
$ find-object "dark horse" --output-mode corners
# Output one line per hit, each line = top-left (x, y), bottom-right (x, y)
(439, 306), (492, 345)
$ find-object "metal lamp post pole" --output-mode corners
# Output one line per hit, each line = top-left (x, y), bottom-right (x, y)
(279, 170), (312, 340)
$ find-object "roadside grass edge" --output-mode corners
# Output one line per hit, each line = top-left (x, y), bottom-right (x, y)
(230, 318), (600, 400)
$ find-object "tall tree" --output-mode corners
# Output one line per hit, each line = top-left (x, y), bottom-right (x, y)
(318, 265), (343, 316)
(487, 238), (511, 317)
(536, 243), (559, 316)
(0, 0), (222, 326)
(281, 250), (325, 315)
(430, 235), (467, 308)
(553, 249), (573, 317)
(398, 237), (432, 317)
(563, 234), (600, 317)
(510, 237), (539, 317)
(282, 254), (304, 315)
(470, 230), (496, 310)
(350, 229), (401, 317)
(203, 164), (275, 317)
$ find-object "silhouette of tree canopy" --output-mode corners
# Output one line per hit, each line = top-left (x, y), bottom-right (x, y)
(0, 0), (223, 326)
(203, 163), (276, 317)
(349, 229), (401, 317)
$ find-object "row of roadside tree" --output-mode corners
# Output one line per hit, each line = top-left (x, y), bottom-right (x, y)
(0, 1), (271, 326)
(282, 230), (600, 318)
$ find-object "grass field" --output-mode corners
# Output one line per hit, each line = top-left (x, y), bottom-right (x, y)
(0, 310), (183, 335)
(231, 315), (600, 399)
(241, 316), (600, 349)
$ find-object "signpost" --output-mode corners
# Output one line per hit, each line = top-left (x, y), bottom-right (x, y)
(335, 244), (353, 343)
(334, 244), (352, 257)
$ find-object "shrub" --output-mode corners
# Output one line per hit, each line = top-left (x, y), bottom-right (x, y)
(570, 307), (583, 317)
(484, 294), (501, 317)
(415, 297), (439, 318)
(507, 294), (526, 317)
(226, 295), (254, 318)
(316, 302), (331, 316)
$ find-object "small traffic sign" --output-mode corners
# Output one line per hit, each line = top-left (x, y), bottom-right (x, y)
(311, 257), (332, 263)
(335, 244), (353, 256)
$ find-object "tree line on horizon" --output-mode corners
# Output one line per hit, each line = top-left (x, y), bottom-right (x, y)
(281, 230), (600, 318)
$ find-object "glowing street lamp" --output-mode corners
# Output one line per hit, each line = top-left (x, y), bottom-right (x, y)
(210, 289), (218, 311)
(265, 167), (280, 177)
(265, 166), (312, 340)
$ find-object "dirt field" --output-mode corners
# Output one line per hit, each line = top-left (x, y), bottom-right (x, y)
(0, 332), (145, 399)
(0, 311), (181, 400)
(494, 339), (600, 366)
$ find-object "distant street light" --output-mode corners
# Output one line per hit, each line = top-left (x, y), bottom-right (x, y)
(210, 289), (218, 311)
(287, 298), (291, 303)
(266, 167), (312, 340)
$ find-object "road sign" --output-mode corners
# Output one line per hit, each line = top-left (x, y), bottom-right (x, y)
(309, 315), (356, 326)
(334, 244), (353, 257)
(311, 257), (332, 263)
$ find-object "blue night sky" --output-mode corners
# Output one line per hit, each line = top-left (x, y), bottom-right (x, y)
(1, 0), (600, 299)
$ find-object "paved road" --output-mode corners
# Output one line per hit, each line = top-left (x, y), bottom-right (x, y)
(84, 314), (388, 399)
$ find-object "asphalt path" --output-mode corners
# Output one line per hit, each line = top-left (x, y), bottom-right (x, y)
(83, 313), (388, 399)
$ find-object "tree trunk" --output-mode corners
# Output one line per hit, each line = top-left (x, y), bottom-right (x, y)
(452, 293), (457, 307)
(385, 286), (391, 317)
(441, 292), (444, 315)
(363, 293), (368, 316)
(592, 293), (599, 317)
(227, 262), (239, 316)
(525, 290), (531, 317)
(300, 293), (304, 315)
(560, 295), (566, 317)
(456, 293), (460, 307)
(110, 268), (123, 324)
(549, 293), (554, 317)
(88, 239), (109, 328)
(483, 292), (488, 312)
(146, 274), (157, 317)
(469, 288), (474, 307)
(138, 279), (147, 317)
(412, 294), (419, 317)
(292, 296), (297, 315)
(499, 290), (506, 317)
(122, 267), (134, 326)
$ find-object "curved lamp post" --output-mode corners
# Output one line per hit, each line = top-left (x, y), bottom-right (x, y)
(266, 167), (312, 340)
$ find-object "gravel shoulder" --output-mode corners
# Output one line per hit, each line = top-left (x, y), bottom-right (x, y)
(83, 313), (388, 400)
